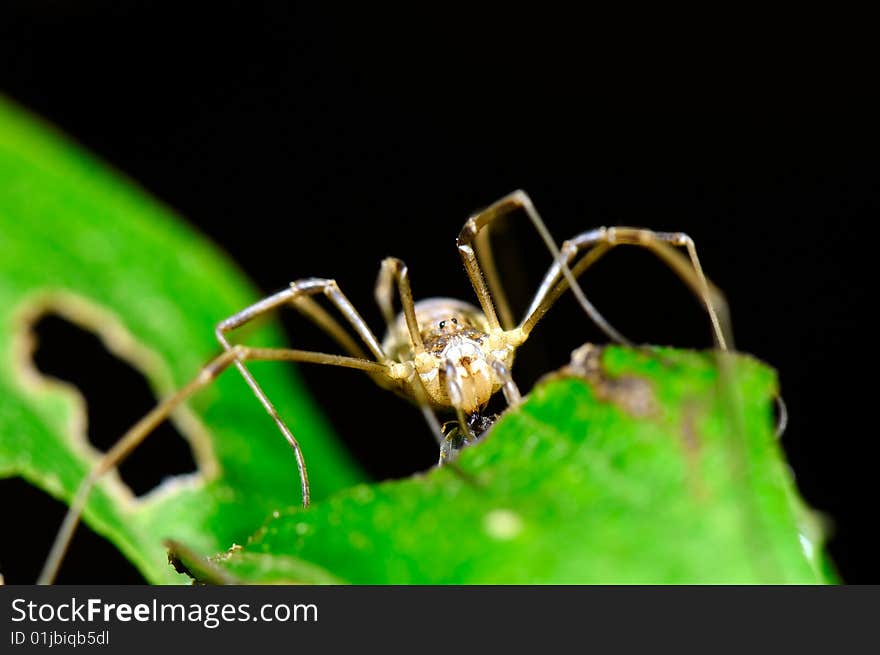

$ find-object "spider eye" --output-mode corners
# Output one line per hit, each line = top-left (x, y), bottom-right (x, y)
(439, 321), (446, 329)
(451, 318), (458, 324)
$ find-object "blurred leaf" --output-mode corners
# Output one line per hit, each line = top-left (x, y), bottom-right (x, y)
(203, 346), (832, 584)
(0, 96), (365, 583)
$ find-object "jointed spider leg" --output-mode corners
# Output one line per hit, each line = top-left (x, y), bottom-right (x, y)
(41, 278), (396, 585)
(289, 295), (369, 359)
(215, 278), (390, 510)
(519, 227), (731, 350)
(217, 278), (386, 359)
(471, 221), (515, 330)
(519, 237), (613, 337)
(459, 190), (630, 345)
(38, 344), (388, 585)
(375, 257), (460, 451)
(774, 394), (788, 440)
(444, 360), (469, 429)
(520, 227), (787, 443)
(488, 357), (522, 406)
(375, 257), (426, 354)
(442, 358), (472, 455)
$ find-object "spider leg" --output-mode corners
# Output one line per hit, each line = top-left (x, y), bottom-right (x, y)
(519, 227), (731, 351)
(374, 258), (458, 452)
(438, 356), (517, 465)
(488, 357), (522, 406)
(41, 279), (392, 585)
(516, 227), (791, 510)
(518, 228), (791, 435)
(214, 278), (389, 506)
(374, 257), (426, 353)
(443, 359), (470, 431)
(441, 359), (472, 463)
(529, 230), (797, 557)
(217, 279), (386, 360)
(38, 344), (391, 585)
(458, 190), (629, 344)
(471, 221), (516, 330)
(774, 394), (788, 440)
(289, 295), (368, 359)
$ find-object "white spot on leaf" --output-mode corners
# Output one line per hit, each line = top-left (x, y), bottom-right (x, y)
(483, 509), (524, 540)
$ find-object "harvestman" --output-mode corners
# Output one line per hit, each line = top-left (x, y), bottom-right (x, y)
(39, 190), (731, 584)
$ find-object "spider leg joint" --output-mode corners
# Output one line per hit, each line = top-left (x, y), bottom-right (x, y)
(673, 232), (693, 247)
(503, 327), (527, 348)
(389, 361), (413, 380)
(457, 218), (478, 245)
(415, 352), (434, 375)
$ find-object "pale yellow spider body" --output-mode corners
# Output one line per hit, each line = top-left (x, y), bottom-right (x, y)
(382, 298), (517, 414)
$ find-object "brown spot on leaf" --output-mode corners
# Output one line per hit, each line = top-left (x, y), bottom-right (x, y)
(680, 400), (708, 500)
(547, 343), (658, 418)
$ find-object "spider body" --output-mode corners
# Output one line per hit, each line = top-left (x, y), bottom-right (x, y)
(382, 298), (515, 414)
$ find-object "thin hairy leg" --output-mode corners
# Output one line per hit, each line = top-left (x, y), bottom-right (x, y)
(215, 278), (389, 512)
(374, 258), (463, 452)
(374, 257), (425, 353)
(440, 359), (471, 464)
(458, 190), (629, 344)
(472, 223), (516, 330)
(518, 227), (731, 349)
(38, 345), (390, 585)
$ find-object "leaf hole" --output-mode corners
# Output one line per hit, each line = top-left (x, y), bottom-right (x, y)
(0, 478), (146, 583)
(29, 313), (199, 496)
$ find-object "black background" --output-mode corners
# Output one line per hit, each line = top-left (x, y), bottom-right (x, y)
(0, 4), (876, 583)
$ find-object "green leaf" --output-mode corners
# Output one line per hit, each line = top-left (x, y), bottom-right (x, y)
(0, 95), (834, 586)
(0, 96), (365, 583)
(201, 345), (833, 584)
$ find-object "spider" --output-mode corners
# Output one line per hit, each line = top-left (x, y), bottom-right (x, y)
(39, 189), (729, 584)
